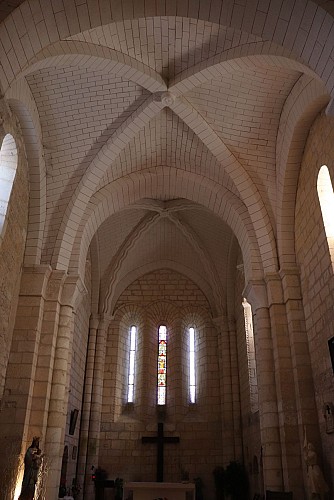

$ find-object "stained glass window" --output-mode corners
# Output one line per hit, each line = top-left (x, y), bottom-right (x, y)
(127, 325), (137, 403)
(189, 327), (196, 403)
(157, 325), (167, 405)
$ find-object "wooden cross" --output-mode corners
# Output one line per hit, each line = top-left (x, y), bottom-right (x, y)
(142, 422), (180, 482)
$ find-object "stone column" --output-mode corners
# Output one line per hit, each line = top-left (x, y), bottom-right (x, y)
(280, 268), (321, 494)
(44, 275), (86, 499)
(84, 314), (111, 498)
(28, 270), (66, 439)
(0, 265), (51, 496)
(77, 314), (99, 492)
(265, 273), (303, 495)
(244, 280), (283, 492)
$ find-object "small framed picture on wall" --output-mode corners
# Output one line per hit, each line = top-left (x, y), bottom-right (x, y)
(328, 336), (334, 373)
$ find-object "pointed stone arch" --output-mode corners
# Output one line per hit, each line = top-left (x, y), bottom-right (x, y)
(66, 169), (263, 286)
(6, 88), (47, 265)
(276, 75), (330, 268)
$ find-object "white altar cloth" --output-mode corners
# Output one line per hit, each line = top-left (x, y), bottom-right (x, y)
(123, 481), (195, 500)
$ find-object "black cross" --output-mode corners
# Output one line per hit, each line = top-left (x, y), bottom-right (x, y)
(142, 422), (180, 482)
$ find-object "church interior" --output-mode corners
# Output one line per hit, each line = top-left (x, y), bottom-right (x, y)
(0, 1), (333, 499)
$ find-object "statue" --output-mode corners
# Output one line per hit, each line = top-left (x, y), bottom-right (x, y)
(303, 428), (329, 499)
(19, 437), (43, 500)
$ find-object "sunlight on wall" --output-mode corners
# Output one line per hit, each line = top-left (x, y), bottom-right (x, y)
(242, 298), (259, 413)
(14, 470), (23, 500)
(317, 165), (334, 237)
(317, 165), (334, 266)
(0, 133), (18, 237)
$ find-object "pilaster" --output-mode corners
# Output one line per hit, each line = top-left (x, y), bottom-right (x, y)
(279, 267), (321, 493)
(265, 272), (303, 495)
(213, 315), (242, 463)
(0, 265), (52, 496)
(84, 314), (112, 498)
(0, 266), (51, 439)
(77, 314), (99, 493)
(44, 274), (87, 499)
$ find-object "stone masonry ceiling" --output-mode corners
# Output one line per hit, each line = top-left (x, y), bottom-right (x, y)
(1, 1), (331, 312)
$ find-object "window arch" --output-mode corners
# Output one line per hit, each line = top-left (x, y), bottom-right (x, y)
(242, 298), (258, 413)
(0, 134), (18, 237)
(317, 165), (334, 263)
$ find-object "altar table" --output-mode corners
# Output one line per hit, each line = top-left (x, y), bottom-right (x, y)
(123, 481), (195, 500)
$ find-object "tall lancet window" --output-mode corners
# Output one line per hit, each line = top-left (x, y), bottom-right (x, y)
(127, 325), (137, 403)
(189, 327), (196, 403)
(317, 165), (334, 264)
(157, 325), (167, 405)
(242, 299), (259, 413)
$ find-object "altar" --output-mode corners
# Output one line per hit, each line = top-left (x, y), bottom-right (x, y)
(123, 481), (195, 500)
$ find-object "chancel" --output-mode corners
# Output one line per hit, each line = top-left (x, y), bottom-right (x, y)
(0, 1), (333, 500)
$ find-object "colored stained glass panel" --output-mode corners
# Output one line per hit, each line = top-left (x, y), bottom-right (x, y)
(157, 325), (167, 405)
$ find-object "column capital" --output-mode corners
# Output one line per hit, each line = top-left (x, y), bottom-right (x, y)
(89, 314), (100, 330)
(46, 269), (67, 301)
(242, 279), (268, 309)
(98, 313), (114, 331)
(20, 265), (52, 297)
(212, 315), (228, 330)
(279, 267), (302, 301)
(264, 272), (284, 305)
(60, 274), (87, 308)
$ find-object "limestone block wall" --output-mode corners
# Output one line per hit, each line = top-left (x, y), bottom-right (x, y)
(100, 269), (224, 499)
(295, 112), (334, 487)
(0, 132), (28, 399)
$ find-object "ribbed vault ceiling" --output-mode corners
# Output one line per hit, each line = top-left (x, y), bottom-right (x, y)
(5, 8), (329, 314)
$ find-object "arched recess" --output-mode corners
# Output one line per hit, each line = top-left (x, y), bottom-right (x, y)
(276, 75), (330, 269)
(66, 169), (264, 286)
(100, 209), (226, 316)
(104, 259), (220, 318)
(0, 133), (18, 240)
(0, 1), (333, 99)
(7, 90), (47, 265)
